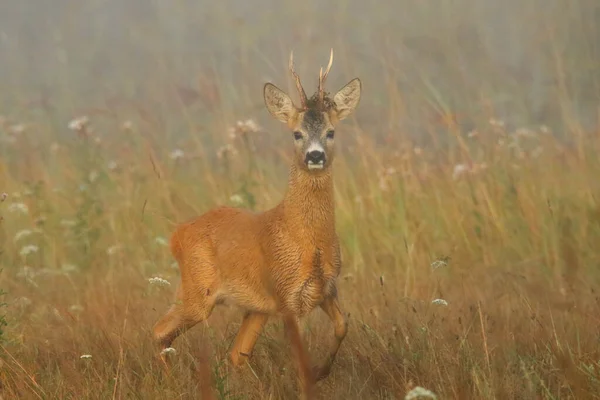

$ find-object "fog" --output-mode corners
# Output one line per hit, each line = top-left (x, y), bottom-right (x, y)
(0, 0), (598, 133)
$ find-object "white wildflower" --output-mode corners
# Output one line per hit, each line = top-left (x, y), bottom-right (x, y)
(160, 347), (177, 356)
(149, 277), (171, 287)
(60, 219), (77, 228)
(452, 162), (487, 180)
(229, 194), (244, 206)
(405, 386), (438, 400)
(14, 229), (33, 242)
(80, 354), (92, 360)
(217, 144), (238, 159)
(8, 202), (28, 214)
(52, 308), (63, 320)
(88, 170), (99, 183)
(155, 237), (168, 246)
(431, 299), (448, 306)
(121, 120), (134, 131)
(169, 149), (185, 160)
(9, 124), (26, 134)
(452, 164), (469, 180)
(38, 268), (64, 277)
(107, 160), (118, 170)
(69, 304), (84, 313)
(20, 244), (39, 256)
(242, 118), (260, 132)
(230, 119), (261, 139)
(1, 192), (7, 202)
(61, 264), (78, 273)
(68, 116), (89, 131)
(430, 259), (448, 270)
(14, 296), (32, 308)
(107, 245), (122, 256)
(488, 118), (505, 129)
(377, 166), (397, 192)
(17, 266), (37, 279)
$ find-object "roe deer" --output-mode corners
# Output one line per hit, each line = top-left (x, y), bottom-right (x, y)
(153, 49), (361, 384)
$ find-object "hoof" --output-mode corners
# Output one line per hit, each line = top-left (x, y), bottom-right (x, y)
(230, 351), (251, 368)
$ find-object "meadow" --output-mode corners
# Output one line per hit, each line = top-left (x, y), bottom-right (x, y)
(1, 1), (600, 399)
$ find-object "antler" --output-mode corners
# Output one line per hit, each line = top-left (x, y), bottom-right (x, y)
(289, 51), (308, 109)
(318, 48), (334, 104)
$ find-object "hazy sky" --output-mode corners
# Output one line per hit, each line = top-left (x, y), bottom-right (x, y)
(0, 0), (597, 131)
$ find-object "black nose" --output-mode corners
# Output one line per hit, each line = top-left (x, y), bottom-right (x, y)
(305, 150), (326, 164)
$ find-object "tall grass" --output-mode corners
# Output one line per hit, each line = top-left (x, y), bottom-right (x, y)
(1, 0), (600, 399)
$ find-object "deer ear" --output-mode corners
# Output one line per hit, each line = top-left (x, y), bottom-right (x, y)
(332, 78), (361, 121)
(264, 83), (298, 123)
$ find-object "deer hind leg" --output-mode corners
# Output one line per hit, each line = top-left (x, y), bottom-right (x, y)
(153, 306), (195, 351)
(154, 248), (219, 349)
(229, 311), (269, 366)
(153, 284), (216, 361)
(313, 295), (347, 381)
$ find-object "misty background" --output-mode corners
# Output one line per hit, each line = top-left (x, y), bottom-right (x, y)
(0, 0), (598, 141)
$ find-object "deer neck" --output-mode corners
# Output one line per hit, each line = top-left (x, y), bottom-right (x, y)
(281, 164), (335, 241)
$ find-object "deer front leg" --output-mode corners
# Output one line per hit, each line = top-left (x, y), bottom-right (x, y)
(283, 314), (315, 399)
(313, 294), (347, 381)
(230, 311), (269, 366)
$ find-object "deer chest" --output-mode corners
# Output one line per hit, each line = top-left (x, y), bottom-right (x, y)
(294, 247), (338, 314)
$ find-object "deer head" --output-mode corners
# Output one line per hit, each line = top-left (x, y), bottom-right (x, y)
(264, 49), (361, 173)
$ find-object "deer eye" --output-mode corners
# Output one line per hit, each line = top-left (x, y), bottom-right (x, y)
(293, 131), (303, 141)
(326, 130), (335, 139)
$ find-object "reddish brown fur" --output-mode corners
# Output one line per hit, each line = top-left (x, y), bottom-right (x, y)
(283, 314), (315, 399)
(152, 50), (361, 389)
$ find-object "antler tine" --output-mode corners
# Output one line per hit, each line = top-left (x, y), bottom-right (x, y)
(289, 50), (308, 109)
(318, 48), (334, 103)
